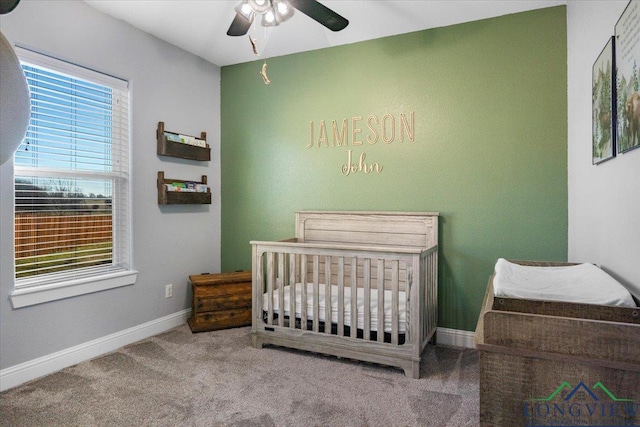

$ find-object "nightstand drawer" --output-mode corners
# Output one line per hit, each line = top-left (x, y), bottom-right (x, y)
(188, 308), (252, 332)
(195, 284), (252, 312)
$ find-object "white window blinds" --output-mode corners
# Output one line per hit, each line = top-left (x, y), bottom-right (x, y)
(14, 48), (131, 288)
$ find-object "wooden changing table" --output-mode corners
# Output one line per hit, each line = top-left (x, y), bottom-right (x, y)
(474, 260), (640, 426)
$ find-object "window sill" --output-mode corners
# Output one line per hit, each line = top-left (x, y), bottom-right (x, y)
(9, 270), (138, 308)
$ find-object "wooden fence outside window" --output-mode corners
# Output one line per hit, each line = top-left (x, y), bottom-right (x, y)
(15, 212), (113, 259)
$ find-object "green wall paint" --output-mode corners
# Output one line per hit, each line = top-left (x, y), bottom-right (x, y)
(221, 7), (567, 332)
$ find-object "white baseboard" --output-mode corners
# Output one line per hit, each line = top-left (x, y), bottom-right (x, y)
(1, 317), (473, 392)
(436, 327), (476, 349)
(0, 309), (191, 392)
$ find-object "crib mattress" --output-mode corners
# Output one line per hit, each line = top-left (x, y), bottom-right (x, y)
(262, 283), (407, 333)
(493, 258), (637, 307)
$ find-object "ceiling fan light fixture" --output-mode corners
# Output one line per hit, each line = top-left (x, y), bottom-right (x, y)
(228, 0), (348, 38)
(261, 9), (278, 27)
(234, 0), (254, 21)
(248, 0), (270, 14)
(273, 0), (294, 23)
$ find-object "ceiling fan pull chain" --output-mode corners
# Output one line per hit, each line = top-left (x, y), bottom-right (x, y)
(249, 35), (259, 56)
(260, 25), (272, 84)
(260, 61), (271, 85)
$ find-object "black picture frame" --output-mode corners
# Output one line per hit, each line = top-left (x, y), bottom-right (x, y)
(615, 0), (640, 154)
(592, 36), (616, 164)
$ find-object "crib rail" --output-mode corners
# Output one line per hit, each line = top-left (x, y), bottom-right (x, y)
(251, 240), (438, 349)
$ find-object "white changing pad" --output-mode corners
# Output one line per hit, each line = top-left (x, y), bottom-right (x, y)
(263, 283), (407, 333)
(493, 258), (637, 307)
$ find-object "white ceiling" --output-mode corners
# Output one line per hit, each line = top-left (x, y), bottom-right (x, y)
(84, 0), (566, 67)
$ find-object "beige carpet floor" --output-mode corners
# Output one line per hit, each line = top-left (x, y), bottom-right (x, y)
(1, 325), (479, 426)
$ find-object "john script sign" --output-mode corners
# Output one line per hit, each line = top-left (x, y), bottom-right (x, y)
(306, 112), (415, 176)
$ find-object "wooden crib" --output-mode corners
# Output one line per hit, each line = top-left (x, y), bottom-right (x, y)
(250, 211), (439, 378)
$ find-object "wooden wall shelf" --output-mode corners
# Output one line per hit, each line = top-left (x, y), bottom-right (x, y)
(157, 121), (210, 161)
(157, 171), (211, 205)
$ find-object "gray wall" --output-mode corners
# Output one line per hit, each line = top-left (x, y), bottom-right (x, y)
(2, 0), (639, 379)
(0, 1), (221, 369)
(567, 0), (640, 299)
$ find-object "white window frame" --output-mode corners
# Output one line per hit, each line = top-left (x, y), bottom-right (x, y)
(10, 48), (136, 308)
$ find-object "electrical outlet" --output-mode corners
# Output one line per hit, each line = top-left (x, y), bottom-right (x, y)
(165, 284), (173, 298)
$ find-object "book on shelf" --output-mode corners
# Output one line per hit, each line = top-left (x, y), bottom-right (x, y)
(165, 182), (209, 193)
(163, 131), (206, 148)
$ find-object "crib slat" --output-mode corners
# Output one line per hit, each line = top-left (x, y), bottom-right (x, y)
(267, 252), (275, 325)
(350, 257), (357, 339)
(377, 258), (385, 343)
(424, 254), (430, 342)
(391, 260), (399, 345)
(313, 255), (320, 333)
(325, 255), (332, 334)
(301, 254), (308, 329)
(254, 248), (263, 328)
(425, 253), (432, 341)
(278, 253), (285, 327)
(429, 251), (438, 340)
(337, 257), (345, 337)
(364, 258), (371, 340)
(406, 264), (413, 343)
(289, 254), (296, 329)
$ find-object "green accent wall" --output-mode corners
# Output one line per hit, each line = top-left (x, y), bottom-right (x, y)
(220, 6), (567, 332)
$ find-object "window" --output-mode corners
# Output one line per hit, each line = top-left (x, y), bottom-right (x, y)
(10, 48), (136, 308)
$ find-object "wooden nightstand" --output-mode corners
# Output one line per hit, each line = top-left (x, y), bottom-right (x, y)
(187, 271), (252, 333)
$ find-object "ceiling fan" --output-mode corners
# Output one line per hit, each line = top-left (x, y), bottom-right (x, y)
(227, 0), (349, 36)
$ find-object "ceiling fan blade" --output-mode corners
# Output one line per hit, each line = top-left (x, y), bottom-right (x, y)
(289, 0), (348, 32)
(227, 13), (252, 36)
(0, 0), (21, 14)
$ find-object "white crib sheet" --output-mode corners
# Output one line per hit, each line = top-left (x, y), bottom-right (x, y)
(493, 258), (637, 307)
(263, 283), (407, 333)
